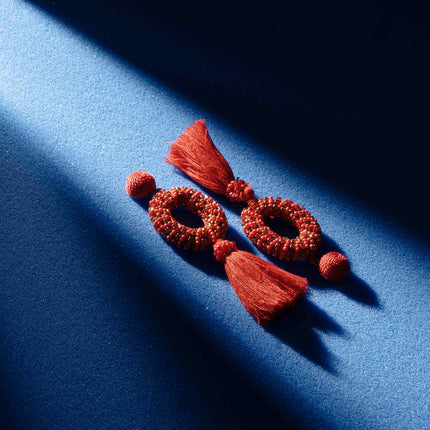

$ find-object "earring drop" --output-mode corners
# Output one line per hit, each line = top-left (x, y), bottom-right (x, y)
(165, 119), (350, 283)
(126, 171), (307, 325)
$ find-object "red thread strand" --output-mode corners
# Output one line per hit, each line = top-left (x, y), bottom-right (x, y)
(165, 119), (235, 195)
(223, 250), (307, 325)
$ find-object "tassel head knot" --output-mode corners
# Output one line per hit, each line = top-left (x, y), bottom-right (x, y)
(319, 251), (350, 282)
(226, 179), (255, 203)
(213, 239), (238, 263)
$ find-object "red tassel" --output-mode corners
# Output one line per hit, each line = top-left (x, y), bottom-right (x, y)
(165, 119), (235, 195)
(214, 240), (307, 325)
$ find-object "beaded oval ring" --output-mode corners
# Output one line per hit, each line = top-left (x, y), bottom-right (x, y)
(241, 197), (322, 262)
(126, 171), (308, 325)
(148, 186), (228, 251)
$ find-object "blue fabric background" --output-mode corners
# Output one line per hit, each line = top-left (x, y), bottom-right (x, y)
(1, 1), (429, 429)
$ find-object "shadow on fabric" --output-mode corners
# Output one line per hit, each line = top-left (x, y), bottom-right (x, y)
(267, 298), (348, 375)
(26, 0), (430, 237)
(0, 114), (305, 429)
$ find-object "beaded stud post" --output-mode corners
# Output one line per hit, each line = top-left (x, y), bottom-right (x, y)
(165, 119), (350, 282)
(126, 171), (308, 325)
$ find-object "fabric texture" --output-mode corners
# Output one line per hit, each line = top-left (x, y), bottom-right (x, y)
(0, 1), (429, 429)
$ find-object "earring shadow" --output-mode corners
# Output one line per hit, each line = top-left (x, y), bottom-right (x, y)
(267, 297), (348, 375)
(252, 223), (380, 308)
(312, 235), (380, 308)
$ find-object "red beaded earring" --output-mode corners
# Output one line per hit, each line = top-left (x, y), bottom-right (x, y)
(165, 119), (350, 283)
(125, 170), (307, 325)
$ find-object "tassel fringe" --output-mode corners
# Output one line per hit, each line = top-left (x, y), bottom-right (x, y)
(165, 119), (235, 195)
(224, 250), (307, 325)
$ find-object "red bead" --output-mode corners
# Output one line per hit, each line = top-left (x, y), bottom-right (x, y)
(125, 171), (156, 198)
(213, 240), (237, 263)
(226, 179), (254, 203)
(319, 252), (350, 282)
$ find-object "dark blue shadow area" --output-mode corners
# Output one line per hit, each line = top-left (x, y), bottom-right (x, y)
(0, 118), (306, 428)
(26, 0), (430, 236)
(267, 298), (347, 375)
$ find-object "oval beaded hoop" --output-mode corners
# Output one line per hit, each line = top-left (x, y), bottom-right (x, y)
(148, 186), (228, 251)
(241, 197), (322, 261)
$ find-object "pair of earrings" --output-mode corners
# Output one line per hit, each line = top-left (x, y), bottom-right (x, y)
(126, 119), (349, 325)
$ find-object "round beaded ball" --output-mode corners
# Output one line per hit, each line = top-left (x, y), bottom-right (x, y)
(241, 196), (322, 261)
(125, 170), (156, 198)
(319, 251), (350, 282)
(148, 186), (228, 251)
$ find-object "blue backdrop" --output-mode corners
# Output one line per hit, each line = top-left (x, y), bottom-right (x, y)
(1, 1), (429, 429)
